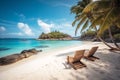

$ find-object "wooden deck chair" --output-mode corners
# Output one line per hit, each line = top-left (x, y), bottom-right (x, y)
(84, 46), (99, 61)
(67, 50), (86, 70)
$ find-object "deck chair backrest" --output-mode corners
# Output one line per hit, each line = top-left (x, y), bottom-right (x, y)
(73, 50), (85, 62)
(87, 46), (98, 57)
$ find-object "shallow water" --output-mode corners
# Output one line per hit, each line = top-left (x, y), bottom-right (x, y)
(0, 38), (82, 57)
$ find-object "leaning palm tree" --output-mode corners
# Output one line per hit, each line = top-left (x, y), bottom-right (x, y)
(83, 0), (120, 50)
(71, 0), (120, 50)
(83, 0), (120, 34)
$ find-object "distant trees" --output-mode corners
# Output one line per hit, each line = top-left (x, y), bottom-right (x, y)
(80, 26), (120, 42)
(80, 30), (96, 40)
(38, 31), (71, 40)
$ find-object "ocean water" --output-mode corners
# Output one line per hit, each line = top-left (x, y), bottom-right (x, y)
(0, 38), (82, 57)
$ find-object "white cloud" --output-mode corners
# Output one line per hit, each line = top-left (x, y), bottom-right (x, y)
(8, 32), (23, 36)
(46, 21), (75, 36)
(37, 19), (54, 33)
(17, 22), (34, 36)
(62, 23), (72, 27)
(37, 19), (77, 36)
(0, 19), (16, 25)
(0, 26), (6, 32)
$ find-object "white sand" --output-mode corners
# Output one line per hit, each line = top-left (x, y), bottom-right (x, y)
(0, 42), (120, 80)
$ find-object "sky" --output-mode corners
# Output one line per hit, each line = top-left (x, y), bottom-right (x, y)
(0, 0), (79, 38)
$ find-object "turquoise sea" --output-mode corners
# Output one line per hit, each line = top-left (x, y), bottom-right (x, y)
(0, 38), (82, 58)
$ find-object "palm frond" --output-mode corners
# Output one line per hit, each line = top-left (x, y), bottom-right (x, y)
(89, 14), (103, 28)
(81, 19), (89, 32)
(83, 1), (97, 13)
(75, 15), (87, 35)
(93, 1), (110, 11)
(72, 13), (85, 26)
(100, 7), (114, 34)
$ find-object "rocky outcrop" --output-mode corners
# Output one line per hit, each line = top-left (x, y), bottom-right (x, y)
(20, 49), (42, 58)
(0, 49), (42, 65)
(0, 54), (24, 65)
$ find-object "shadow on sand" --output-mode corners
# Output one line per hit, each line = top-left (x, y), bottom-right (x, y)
(55, 49), (120, 80)
(67, 50), (120, 80)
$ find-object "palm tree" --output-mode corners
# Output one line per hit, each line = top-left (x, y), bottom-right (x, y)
(71, 0), (92, 15)
(71, 0), (92, 35)
(71, 0), (120, 50)
(83, 0), (120, 34)
(83, 0), (120, 50)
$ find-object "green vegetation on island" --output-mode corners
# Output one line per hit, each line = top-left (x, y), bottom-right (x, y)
(38, 31), (72, 40)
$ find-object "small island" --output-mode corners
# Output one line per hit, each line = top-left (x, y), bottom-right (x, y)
(38, 31), (73, 40)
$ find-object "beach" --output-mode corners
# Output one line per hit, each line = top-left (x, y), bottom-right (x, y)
(0, 42), (120, 80)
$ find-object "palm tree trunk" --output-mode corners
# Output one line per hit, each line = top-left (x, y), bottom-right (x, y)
(98, 35), (120, 51)
(108, 27), (120, 49)
(97, 36), (114, 49)
(94, 26), (120, 50)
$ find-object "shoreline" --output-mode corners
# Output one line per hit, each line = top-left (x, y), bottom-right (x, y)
(0, 42), (120, 80)
(0, 42), (108, 71)
(0, 39), (83, 58)
(0, 41), (91, 68)
(0, 41), (101, 70)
